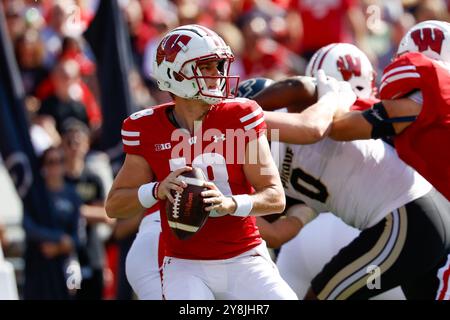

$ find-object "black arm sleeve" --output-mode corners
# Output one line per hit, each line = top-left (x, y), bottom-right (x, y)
(361, 102), (395, 139)
(362, 101), (418, 139)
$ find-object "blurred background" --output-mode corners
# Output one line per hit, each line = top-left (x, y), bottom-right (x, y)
(0, 0), (449, 300)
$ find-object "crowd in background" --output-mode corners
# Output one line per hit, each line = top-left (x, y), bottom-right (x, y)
(1, 0), (449, 299)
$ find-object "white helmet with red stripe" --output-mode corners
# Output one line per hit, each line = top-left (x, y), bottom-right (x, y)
(397, 20), (450, 65)
(152, 24), (239, 104)
(306, 43), (375, 99)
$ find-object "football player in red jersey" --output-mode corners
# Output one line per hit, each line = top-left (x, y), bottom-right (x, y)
(326, 20), (450, 202)
(249, 42), (450, 300)
(105, 24), (321, 300)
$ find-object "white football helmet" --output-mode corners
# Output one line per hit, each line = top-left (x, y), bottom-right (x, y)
(306, 43), (375, 99)
(397, 20), (450, 65)
(152, 24), (239, 104)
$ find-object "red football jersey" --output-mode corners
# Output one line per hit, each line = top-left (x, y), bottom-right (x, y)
(121, 99), (267, 259)
(144, 204), (159, 217)
(351, 96), (379, 112)
(379, 52), (450, 200)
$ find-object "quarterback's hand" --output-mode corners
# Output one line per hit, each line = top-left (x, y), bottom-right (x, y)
(201, 182), (237, 215)
(157, 167), (190, 203)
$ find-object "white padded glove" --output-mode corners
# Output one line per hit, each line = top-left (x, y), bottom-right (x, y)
(316, 69), (356, 111)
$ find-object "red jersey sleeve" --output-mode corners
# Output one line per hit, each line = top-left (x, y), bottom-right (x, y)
(233, 98), (267, 140)
(379, 52), (429, 99)
(80, 82), (102, 127)
(121, 111), (151, 156)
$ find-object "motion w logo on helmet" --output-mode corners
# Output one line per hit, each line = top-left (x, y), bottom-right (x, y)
(411, 28), (445, 54)
(156, 34), (193, 66)
(336, 55), (361, 81)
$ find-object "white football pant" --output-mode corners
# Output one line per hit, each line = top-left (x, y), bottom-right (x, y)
(162, 242), (298, 300)
(125, 212), (162, 300)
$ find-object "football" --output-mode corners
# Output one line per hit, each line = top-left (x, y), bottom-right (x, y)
(165, 167), (210, 240)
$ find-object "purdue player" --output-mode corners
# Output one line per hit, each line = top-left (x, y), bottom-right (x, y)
(244, 43), (450, 300)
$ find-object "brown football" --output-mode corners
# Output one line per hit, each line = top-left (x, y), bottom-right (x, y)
(165, 167), (210, 240)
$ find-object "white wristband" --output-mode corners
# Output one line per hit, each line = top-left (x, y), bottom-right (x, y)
(232, 194), (253, 217)
(138, 182), (158, 208)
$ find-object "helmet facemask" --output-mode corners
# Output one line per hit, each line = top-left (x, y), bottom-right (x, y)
(179, 55), (239, 104)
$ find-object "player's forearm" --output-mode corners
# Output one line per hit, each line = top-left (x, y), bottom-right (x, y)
(112, 213), (143, 240)
(248, 185), (286, 216)
(255, 77), (317, 112)
(279, 93), (338, 144)
(382, 99), (419, 134)
(297, 94), (336, 137)
(105, 188), (144, 219)
(329, 110), (372, 141)
(240, 135), (286, 215)
(330, 98), (420, 141)
(257, 216), (303, 248)
(265, 110), (329, 144)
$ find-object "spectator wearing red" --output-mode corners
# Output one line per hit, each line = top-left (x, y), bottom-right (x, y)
(123, 0), (158, 64)
(37, 59), (91, 133)
(240, 15), (295, 79)
(60, 37), (96, 76)
(287, 0), (367, 60)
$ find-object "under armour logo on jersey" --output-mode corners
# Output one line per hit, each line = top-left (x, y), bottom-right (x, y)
(337, 55), (362, 81)
(155, 143), (172, 151)
(213, 134), (226, 143)
(411, 28), (445, 54)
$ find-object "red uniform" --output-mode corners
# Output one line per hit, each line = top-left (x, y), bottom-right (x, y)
(352, 96), (379, 112)
(379, 52), (450, 200)
(289, 0), (357, 54)
(144, 204), (159, 217)
(121, 99), (266, 259)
